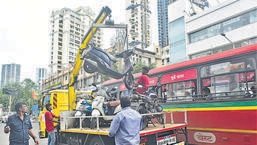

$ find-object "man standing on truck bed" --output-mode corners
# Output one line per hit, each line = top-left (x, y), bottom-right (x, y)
(109, 96), (142, 145)
(45, 103), (59, 145)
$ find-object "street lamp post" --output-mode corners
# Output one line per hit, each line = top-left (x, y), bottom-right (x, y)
(220, 33), (235, 49)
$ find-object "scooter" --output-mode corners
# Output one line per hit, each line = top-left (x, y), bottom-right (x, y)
(81, 44), (134, 89)
(74, 85), (97, 127)
(89, 87), (121, 129)
(75, 98), (92, 117)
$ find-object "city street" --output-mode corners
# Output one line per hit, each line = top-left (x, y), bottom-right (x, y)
(0, 121), (48, 145)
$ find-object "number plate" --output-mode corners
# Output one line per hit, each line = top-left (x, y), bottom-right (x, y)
(173, 142), (185, 145)
(157, 135), (176, 145)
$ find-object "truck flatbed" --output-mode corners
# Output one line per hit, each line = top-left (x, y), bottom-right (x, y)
(60, 123), (187, 136)
(58, 111), (188, 145)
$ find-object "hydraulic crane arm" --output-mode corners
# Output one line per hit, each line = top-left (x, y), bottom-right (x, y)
(68, 6), (111, 110)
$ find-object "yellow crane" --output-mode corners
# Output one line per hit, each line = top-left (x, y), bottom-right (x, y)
(38, 6), (111, 138)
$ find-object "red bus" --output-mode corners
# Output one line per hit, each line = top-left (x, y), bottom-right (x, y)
(101, 43), (257, 145)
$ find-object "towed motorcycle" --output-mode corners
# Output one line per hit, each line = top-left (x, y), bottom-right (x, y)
(90, 87), (121, 129)
(132, 92), (163, 130)
(131, 76), (163, 129)
(81, 44), (134, 89)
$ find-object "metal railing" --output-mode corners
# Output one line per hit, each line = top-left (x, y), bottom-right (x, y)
(60, 110), (188, 131)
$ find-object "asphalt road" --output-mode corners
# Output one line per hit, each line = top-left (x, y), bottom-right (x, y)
(0, 121), (48, 145)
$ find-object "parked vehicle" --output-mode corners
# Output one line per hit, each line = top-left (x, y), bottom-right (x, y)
(90, 87), (121, 129)
(131, 92), (163, 129)
(1, 112), (15, 123)
(0, 104), (3, 122)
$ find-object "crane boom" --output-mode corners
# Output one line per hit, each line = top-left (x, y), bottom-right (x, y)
(68, 6), (111, 110)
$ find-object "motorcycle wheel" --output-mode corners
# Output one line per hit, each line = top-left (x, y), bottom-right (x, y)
(83, 61), (96, 74)
(141, 116), (148, 130)
(138, 105), (148, 130)
(138, 105), (147, 114)
(156, 115), (164, 124)
(82, 118), (91, 128)
(90, 117), (97, 129)
(124, 71), (134, 90)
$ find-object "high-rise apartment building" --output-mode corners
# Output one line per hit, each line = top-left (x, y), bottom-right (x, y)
(49, 7), (102, 74)
(126, 0), (151, 50)
(157, 0), (169, 47)
(1, 64), (21, 87)
(36, 68), (47, 88)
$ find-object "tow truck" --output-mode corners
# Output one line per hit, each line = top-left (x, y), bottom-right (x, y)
(40, 5), (188, 144)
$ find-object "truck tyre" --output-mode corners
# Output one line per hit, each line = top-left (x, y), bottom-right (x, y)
(89, 136), (104, 145)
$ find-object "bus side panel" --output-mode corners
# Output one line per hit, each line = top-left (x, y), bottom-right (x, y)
(165, 105), (257, 145)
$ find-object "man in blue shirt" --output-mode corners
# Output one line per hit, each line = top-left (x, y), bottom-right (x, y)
(109, 96), (142, 145)
(4, 102), (39, 145)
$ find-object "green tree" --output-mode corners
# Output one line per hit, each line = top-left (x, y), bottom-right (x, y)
(0, 79), (39, 113)
(133, 62), (156, 73)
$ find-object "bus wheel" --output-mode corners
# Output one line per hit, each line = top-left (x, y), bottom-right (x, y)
(89, 136), (104, 145)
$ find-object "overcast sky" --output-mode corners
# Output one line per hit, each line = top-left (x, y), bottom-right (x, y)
(0, 0), (125, 82)
(0, 0), (228, 83)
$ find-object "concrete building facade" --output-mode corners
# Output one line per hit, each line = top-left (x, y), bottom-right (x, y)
(166, 0), (257, 63)
(186, 0), (257, 59)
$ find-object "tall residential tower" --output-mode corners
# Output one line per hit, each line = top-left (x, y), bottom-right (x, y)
(36, 68), (47, 89)
(157, 0), (169, 47)
(49, 7), (102, 75)
(126, 0), (151, 49)
(1, 64), (21, 87)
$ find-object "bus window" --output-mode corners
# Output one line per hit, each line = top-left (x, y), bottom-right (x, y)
(166, 80), (195, 102)
(201, 71), (256, 99)
(246, 58), (256, 70)
(200, 57), (257, 100)
(200, 58), (256, 78)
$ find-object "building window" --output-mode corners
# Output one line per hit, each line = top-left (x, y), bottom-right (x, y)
(189, 9), (257, 43)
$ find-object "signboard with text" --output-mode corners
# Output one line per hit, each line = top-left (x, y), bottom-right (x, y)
(161, 69), (197, 84)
